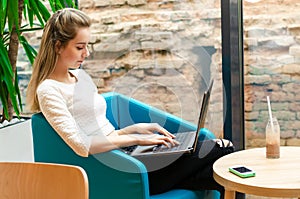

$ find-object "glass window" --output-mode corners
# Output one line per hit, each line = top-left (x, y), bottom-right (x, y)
(243, 0), (300, 148)
(84, 0), (224, 136)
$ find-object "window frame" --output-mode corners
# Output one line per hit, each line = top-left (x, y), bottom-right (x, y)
(221, 0), (245, 151)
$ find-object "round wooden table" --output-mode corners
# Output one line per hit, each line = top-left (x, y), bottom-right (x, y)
(213, 146), (300, 199)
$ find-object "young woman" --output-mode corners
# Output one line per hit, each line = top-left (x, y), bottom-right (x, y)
(27, 8), (234, 198)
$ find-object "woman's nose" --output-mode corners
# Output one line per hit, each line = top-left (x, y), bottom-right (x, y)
(83, 46), (90, 58)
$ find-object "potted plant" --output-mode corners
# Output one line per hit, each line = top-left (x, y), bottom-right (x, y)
(0, 0), (77, 161)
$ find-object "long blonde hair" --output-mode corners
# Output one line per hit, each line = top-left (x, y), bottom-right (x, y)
(26, 8), (91, 112)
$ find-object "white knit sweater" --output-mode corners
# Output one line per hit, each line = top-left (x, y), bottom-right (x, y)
(37, 69), (115, 157)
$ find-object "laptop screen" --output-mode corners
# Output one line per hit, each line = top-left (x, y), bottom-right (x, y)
(192, 79), (214, 153)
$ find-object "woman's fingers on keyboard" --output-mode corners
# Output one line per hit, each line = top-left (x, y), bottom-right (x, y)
(157, 134), (179, 147)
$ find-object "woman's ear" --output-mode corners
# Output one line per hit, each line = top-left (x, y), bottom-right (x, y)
(55, 40), (62, 54)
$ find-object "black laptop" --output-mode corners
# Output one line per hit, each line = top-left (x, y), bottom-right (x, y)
(122, 79), (214, 159)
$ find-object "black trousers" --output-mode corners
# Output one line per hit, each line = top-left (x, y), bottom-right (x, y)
(148, 139), (235, 198)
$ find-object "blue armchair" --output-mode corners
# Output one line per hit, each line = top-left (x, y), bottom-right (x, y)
(31, 92), (220, 199)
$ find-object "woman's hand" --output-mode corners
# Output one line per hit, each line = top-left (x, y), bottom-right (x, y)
(119, 123), (179, 148)
(120, 123), (173, 136)
(135, 132), (180, 148)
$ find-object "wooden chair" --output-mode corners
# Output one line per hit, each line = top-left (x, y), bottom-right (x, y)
(0, 162), (88, 199)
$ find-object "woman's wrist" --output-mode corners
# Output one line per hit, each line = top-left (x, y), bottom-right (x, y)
(119, 125), (137, 135)
(112, 125), (134, 135)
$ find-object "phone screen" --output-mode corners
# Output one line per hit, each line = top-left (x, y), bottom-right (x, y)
(229, 165), (255, 178)
(232, 166), (252, 173)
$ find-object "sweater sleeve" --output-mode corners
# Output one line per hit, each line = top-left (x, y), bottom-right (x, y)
(37, 83), (91, 157)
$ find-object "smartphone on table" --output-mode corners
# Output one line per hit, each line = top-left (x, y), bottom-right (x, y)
(229, 165), (255, 178)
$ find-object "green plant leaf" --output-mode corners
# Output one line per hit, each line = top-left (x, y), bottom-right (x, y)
(3, 73), (20, 116)
(47, 0), (56, 12)
(0, 0), (8, 35)
(19, 35), (37, 65)
(0, 39), (13, 77)
(0, 39), (9, 119)
(27, 0), (45, 27)
(0, 38), (19, 118)
(63, 0), (76, 8)
(53, 0), (63, 10)
(7, 0), (19, 32)
(0, 83), (9, 119)
(37, 1), (51, 21)
(23, 1), (33, 27)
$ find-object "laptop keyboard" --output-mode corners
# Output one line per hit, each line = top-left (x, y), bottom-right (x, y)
(121, 145), (137, 154)
(153, 132), (194, 152)
(121, 131), (195, 154)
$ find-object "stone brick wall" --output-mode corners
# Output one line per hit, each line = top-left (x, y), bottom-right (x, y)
(77, 0), (225, 137)
(243, 0), (300, 148)
(19, 0), (300, 148)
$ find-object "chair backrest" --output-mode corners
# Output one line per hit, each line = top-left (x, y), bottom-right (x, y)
(0, 162), (88, 199)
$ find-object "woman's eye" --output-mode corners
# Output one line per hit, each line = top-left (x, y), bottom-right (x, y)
(77, 47), (84, 50)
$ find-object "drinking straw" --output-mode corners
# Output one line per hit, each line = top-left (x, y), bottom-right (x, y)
(267, 96), (275, 133)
